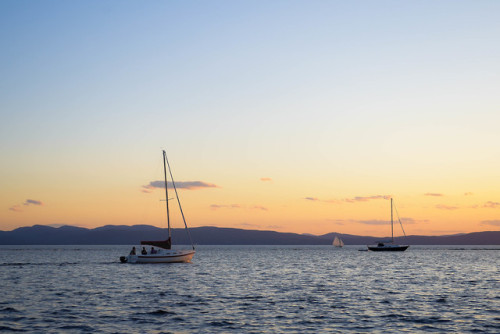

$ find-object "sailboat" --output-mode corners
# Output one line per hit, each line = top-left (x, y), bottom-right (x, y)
(120, 150), (196, 263)
(367, 198), (409, 252)
(332, 235), (344, 247)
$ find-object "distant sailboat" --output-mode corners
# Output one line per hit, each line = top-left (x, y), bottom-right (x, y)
(120, 150), (196, 263)
(332, 235), (344, 247)
(367, 198), (409, 252)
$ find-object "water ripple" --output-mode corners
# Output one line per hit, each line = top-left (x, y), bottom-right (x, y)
(0, 245), (498, 333)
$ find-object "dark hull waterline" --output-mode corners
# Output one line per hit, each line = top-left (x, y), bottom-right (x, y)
(368, 245), (409, 252)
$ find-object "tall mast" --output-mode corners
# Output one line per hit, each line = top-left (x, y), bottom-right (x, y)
(391, 198), (394, 243)
(164, 150), (196, 250)
(163, 150), (171, 240)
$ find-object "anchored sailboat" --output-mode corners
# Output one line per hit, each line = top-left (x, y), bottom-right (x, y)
(367, 198), (409, 252)
(332, 235), (344, 247)
(120, 150), (196, 263)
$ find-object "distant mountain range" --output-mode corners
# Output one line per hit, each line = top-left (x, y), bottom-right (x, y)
(0, 225), (499, 245)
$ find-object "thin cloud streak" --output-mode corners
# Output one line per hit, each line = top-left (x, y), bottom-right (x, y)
(358, 219), (391, 225)
(480, 220), (500, 226)
(239, 222), (260, 228)
(210, 204), (268, 211)
(348, 195), (391, 202)
(9, 205), (22, 212)
(143, 180), (218, 191)
(435, 204), (459, 210)
(483, 201), (500, 208)
(9, 199), (44, 212)
(425, 193), (443, 197)
(305, 195), (390, 204)
(327, 219), (357, 225)
(24, 199), (43, 206)
(210, 204), (241, 210)
(328, 217), (424, 226)
(266, 225), (283, 229)
(235, 223), (281, 229)
(400, 217), (428, 224)
(260, 177), (272, 182)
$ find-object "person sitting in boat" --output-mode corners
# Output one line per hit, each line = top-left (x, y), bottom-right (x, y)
(129, 247), (136, 255)
(150, 247), (157, 254)
(141, 247), (147, 255)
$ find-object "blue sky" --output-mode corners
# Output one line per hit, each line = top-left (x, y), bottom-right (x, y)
(1, 1), (499, 234)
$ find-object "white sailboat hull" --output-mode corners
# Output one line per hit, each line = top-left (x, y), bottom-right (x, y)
(122, 249), (195, 263)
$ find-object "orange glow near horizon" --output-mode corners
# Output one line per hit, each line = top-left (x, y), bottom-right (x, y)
(1, 2), (499, 237)
(2, 179), (499, 236)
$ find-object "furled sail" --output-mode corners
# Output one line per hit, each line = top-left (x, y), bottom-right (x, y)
(141, 237), (171, 249)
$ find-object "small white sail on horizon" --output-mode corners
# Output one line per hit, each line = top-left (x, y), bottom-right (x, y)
(332, 235), (344, 247)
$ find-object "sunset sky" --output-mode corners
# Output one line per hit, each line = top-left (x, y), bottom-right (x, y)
(1, 1), (499, 236)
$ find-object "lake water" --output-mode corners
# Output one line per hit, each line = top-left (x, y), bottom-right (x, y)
(0, 245), (499, 333)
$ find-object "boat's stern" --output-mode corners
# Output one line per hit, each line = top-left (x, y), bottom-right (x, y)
(119, 254), (139, 263)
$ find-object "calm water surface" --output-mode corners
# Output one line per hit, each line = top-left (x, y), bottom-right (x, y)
(0, 245), (499, 333)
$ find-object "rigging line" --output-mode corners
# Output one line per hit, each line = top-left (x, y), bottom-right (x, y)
(163, 150), (196, 250)
(393, 202), (407, 238)
(163, 150), (171, 240)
